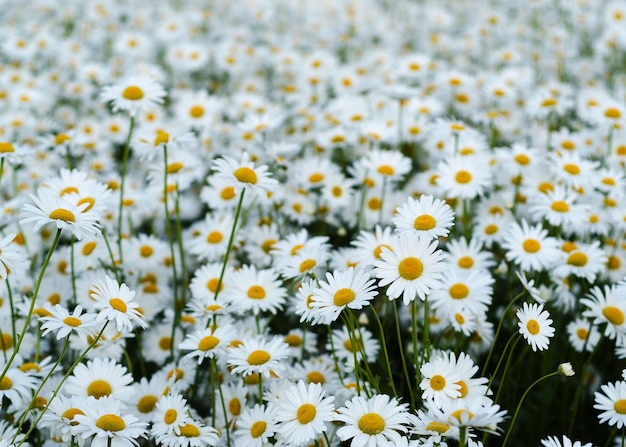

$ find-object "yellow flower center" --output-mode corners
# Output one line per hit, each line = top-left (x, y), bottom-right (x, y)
(164, 409), (178, 424)
(109, 298), (127, 313)
(207, 278), (222, 293)
(567, 252), (587, 267)
(153, 130), (169, 146)
(207, 231), (223, 244)
(296, 403), (317, 424)
(614, 400), (626, 414)
(368, 197), (382, 210)
(605, 108), (622, 119)
(63, 316), (82, 327)
(229, 398), (241, 416)
(250, 421), (267, 438)
(179, 423), (200, 437)
(247, 286), (266, 299)
(49, 208), (76, 222)
(551, 200), (569, 212)
(514, 154), (530, 165)
(190, 105), (205, 118)
(77, 197), (95, 212)
(82, 241), (97, 255)
(430, 374), (446, 391)
(198, 335), (219, 351)
(457, 256), (474, 268)
(62, 408), (84, 424)
(374, 244), (391, 258)
(455, 313), (465, 324)
(563, 163), (580, 175)
(140, 245), (153, 257)
(602, 306), (625, 325)
(309, 172), (324, 183)
(0, 142), (15, 153)
(307, 371), (325, 384)
(334, 288), (356, 306)
(451, 409), (474, 423)
(137, 395), (158, 413)
(87, 380), (112, 398)
(426, 421), (450, 434)
(167, 162), (184, 174)
(449, 283), (469, 299)
(299, 259), (316, 272)
(358, 413), (385, 435)
(0, 376), (13, 390)
(247, 349), (270, 365)
(526, 319), (540, 335)
(541, 98), (557, 107)
(284, 334), (302, 347)
(414, 214), (436, 231)
(122, 85), (144, 100)
(398, 256), (424, 280)
(233, 167), (257, 184)
(455, 170), (472, 184)
(523, 239), (541, 253)
(455, 380), (468, 397)
(19, 362), (41, 373)
(221, 186), (236, 200)
(159, 336), (171, 350)
(377, 165), (395, 176)
(484, 224), (498, 235)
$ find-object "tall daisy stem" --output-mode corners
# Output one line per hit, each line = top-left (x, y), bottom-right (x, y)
(502, 371), (560, 447)
(116, 116), (135, 268)
(392, 300), (414, 409)
(0, 228), (62, 382)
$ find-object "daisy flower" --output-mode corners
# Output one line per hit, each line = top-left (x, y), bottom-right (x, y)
(553, 241), (608, 283)
(444, 237), (495, 272)
(527, 185), (588, 230)
(20, 188), (102, 240)
(594, 379), (626, 429)
(309, 267), (378, 324)
(211, 152), (278, 198)
(100, 74), (166, 117)
(351, 225), (395, 269)
(0, 367), (38, 405)
(420, 352), (462, 408)
(501, 219), (561, 272)
(566, 317), (601, 352)
(38, 394), (91, 443)
(581, 285), (626, 341)
(72, 396), (148, 447)
(540, 435), (595, 447)
(436, 153), (492, 199)
(516, 302), (555, 352)
(155, 419), (219, 447)
(392, 194), (455, 240)
(227, 335), (291, 378)
(64, 357), (134, 402)
(234, 403), (280, 447)
(429, 269), (494, 319)
(274, 381), (335, 446)
(335, 393), (414, 447)
(178, 324), (237, 364)
(327, 326), (380, 371)
(428, 397), (507, 435)
(152, 393), (192, 436)
(90, 275), (147, 332)
(39, 304), (99, 340)
(0, 233), (27, 280)
(374, 233), (447, 304)
(225, 265), (287, 316)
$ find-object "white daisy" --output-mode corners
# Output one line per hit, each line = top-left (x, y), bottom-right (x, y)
(516, 302), (555, 351)
(392, 194), (455, 239)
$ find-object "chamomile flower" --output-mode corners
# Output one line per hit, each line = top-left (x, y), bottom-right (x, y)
(226, 265), (287, 316)
(227, 335), (291, 378)
(0, 367), (38, 405)
(374, 233), (447, 304)
(152, 393), (192, 436)
(211, 152), (278, 198)
(429, 269), (494, 319)
(444, 237), (495, 272)
(501, 219), (561, 272)
(566, 317), (601, 352)
(234, 404), (279, 447)
(90, 275), (147, 332)
(581, 285), (626, 340)
(178, 324), (237, 364)
(540, 435), (595, 447)
(420, 353), (462, 408)
(274, 381), (335, 446)
(335, 393), (413, 447)
(100, 74), (166, 117)
(553, 241), (607, 282)
(594, 380), (626, 428)
(39, 304), (99, 340)
(428, 397), (507, 435)
(0, 233), (27, 280)
(436, 154), (492, 199)
(516, 302), (555, 351)
(71, 396), (147, 447)
(392, 194), (455, 239)
(309, 267), (378, 324)
(20, 188), (102, 240)
(64, 357), (134, 402)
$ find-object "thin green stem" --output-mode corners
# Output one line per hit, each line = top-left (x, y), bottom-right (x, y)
(101, 228), (120, 283)
(392, 300), (414, 409)
(502, 371), (560, 447)
(116, 115), (135, 268)
(6, 278), (16, 349)
(0, 228), (62, 382)
(213, 358), (231, 447)
(369, 303), (398, 398)
(489, 333), (520, 394)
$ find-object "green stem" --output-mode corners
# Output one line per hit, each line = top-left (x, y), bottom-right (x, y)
(392, 300), (414, 409)
(0, 229), (62, 382)
(116, 116), (135, 268)
(369, 303), (398, 398)
(502, 371), (560, 447)
(489, 333), (520, 395)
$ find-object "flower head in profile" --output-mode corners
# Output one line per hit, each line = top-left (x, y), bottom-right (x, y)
(20, 188), (102, 240)
(90, 275), (147, 332)
(100, 75), (166, 117)
(211, 152), (278, 198)
(516, 302), (555, 351)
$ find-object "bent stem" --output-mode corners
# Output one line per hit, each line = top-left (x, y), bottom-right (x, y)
(502, 370), (560, 447)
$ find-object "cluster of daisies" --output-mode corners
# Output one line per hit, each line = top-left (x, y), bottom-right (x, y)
(1, 0), (626, 446)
